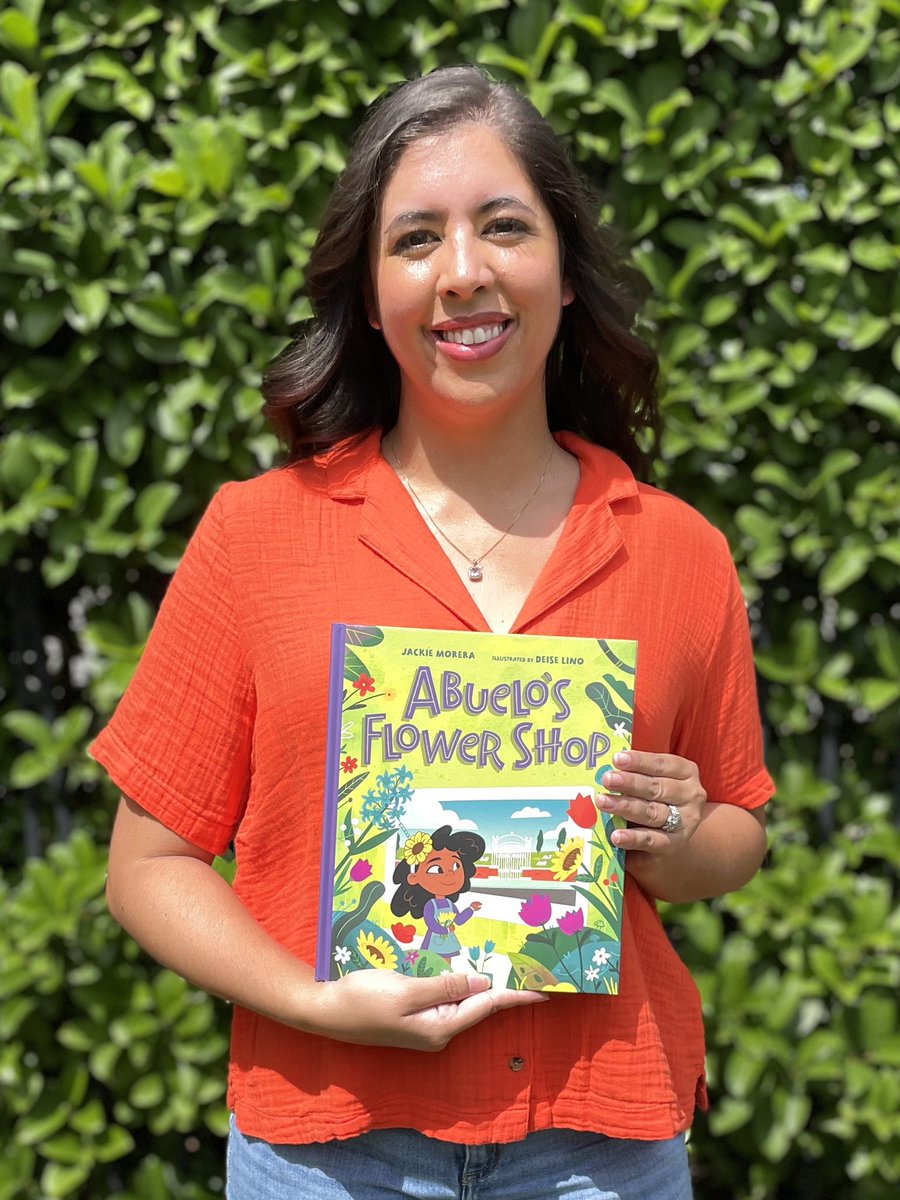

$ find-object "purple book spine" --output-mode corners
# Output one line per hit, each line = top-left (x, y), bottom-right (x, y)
(315, 623), (348, 981)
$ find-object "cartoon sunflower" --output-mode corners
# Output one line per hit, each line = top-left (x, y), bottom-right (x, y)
(401, 831), (433, 865)
(551, 836), (584, 881)
(356, 931), (399, 971)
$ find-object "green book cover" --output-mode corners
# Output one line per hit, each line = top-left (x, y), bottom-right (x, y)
(316, 625), (637, 994)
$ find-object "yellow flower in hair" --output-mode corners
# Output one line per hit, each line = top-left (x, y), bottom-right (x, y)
(401, 831), (433, 865)
(356, 932), (398, 971)
(550, 837), (584, 881)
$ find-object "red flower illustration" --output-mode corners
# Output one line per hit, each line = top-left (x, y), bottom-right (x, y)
(341, 756), (358, 774)
(567, 792), (598, 829)
(391, 922), (416, 944)
(519, 893), (553, 927)
(351, 673), (376, 697)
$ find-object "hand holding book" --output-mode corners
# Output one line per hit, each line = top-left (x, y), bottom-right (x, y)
(597, 749), (707, 853)
(598, 749), (767, 905)
(307, 966), (547, 1053)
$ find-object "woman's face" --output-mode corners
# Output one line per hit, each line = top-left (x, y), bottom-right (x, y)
(407, 847), (465, 897)
(368, 122), (573, 429)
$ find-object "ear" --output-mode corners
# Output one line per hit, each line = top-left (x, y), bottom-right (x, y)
(561, 279), (575, 307)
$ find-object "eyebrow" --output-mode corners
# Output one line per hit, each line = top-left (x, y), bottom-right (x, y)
(384, 196), (537, 237)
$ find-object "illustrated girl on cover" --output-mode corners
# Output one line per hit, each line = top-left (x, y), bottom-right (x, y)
(391, 825), (485, 961)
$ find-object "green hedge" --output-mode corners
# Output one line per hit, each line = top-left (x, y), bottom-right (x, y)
(0, 835), (230, 1200)
(1, 1), (897, 1197)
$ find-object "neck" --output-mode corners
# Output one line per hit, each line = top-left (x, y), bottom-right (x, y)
(385, 409), (560, 499)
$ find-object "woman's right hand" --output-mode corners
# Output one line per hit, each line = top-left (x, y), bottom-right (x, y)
(306, 968), (547, 1052)
(108, 796), (546, 1056)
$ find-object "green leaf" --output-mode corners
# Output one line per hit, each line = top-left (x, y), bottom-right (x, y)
(40, 1162), (91, 1199)
(94, 1123), (135, 1163)
(0, 9), (39, 52)
(121, 296), (182, 338)
(10, 750), (57, 789)
(103, 406), (145, 468)
(820, 543), (873, 596)
(846, 385), (900, 425)
(795, 243), (850, 274)
(1, 710), (52, 749)
(129, 1073), (165, 1108)
(68, 282), (110, 330)
(134, 482), (180, 532)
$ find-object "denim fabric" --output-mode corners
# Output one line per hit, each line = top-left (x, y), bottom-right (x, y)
(226, 1115), (693, 1200)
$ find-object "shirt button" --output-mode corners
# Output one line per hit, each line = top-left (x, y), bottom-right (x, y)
(508, 1056), (525, 1071)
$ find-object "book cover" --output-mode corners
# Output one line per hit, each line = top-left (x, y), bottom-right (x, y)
(316, 625), (637, 994)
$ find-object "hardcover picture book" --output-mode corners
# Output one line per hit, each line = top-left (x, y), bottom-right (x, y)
(316, 625), (637, 994)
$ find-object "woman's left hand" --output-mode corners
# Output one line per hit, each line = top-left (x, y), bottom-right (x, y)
(597, 750), (706, 857)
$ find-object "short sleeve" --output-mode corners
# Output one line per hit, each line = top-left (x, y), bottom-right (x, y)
(673, 545), (774, 810)
(90, 486), (255, 855)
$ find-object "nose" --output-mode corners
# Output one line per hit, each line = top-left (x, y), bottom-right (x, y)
(438, 228), (494, 298)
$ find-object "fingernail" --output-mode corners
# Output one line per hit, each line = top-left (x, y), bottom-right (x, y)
(603, 772), (622, 789)
(598, 795), (616, 810)
(613, 752), (631, 767)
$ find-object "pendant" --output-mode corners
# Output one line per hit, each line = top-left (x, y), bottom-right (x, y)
(468, 562), (483, 582)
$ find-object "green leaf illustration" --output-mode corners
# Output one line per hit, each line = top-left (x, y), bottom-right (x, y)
(338, 770), (369, 804)
(330, 881), (386, 955)
(585, 680), (633, 733)
(603, 672), (635, 709)
(508, 952), (560, 991)
(342, 647), (370, 682)
(345, 626), (385, 647)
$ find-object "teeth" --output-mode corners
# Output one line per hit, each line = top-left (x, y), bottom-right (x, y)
(439, 323), (506, 345)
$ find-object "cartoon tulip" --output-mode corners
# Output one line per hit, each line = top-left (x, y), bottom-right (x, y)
(391, 922), (416, 944)
(557, 908), (586, 936)
(519, 893), (553, 927)
(567, 792), (598, 829)
(349, 858), (372, 882)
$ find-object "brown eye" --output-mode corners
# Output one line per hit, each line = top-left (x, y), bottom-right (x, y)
(487, 218), (527, 235)
(394, 229), (437, 253)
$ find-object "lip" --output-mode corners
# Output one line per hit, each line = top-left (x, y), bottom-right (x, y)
(431, 312), (511, 332)
(430, 315), (514, 361)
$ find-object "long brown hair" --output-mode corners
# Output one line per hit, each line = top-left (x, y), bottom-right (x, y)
(262, 65), (660, 478)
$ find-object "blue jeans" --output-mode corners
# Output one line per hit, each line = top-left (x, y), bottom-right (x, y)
(226, 1116), (693, 1200)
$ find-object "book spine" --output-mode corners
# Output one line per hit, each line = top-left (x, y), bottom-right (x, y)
(315, 623), (347, 981)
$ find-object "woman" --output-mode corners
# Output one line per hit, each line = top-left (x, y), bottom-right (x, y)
(96, 66), (772, 1199)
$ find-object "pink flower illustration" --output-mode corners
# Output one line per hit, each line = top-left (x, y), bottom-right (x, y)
(349, 859), (372, 882)
(519, 893), (552, 927)
(557, 908), (586, 936)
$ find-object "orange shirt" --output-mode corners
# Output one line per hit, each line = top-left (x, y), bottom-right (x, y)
(91, 430), (773, 1145)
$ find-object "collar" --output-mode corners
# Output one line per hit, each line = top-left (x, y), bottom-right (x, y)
(312, 428), (640, 632)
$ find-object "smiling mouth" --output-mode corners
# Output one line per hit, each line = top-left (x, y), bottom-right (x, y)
(434, 321), (511, 346)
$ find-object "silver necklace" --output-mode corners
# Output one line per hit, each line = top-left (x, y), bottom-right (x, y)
(387, 441), (554, 583)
